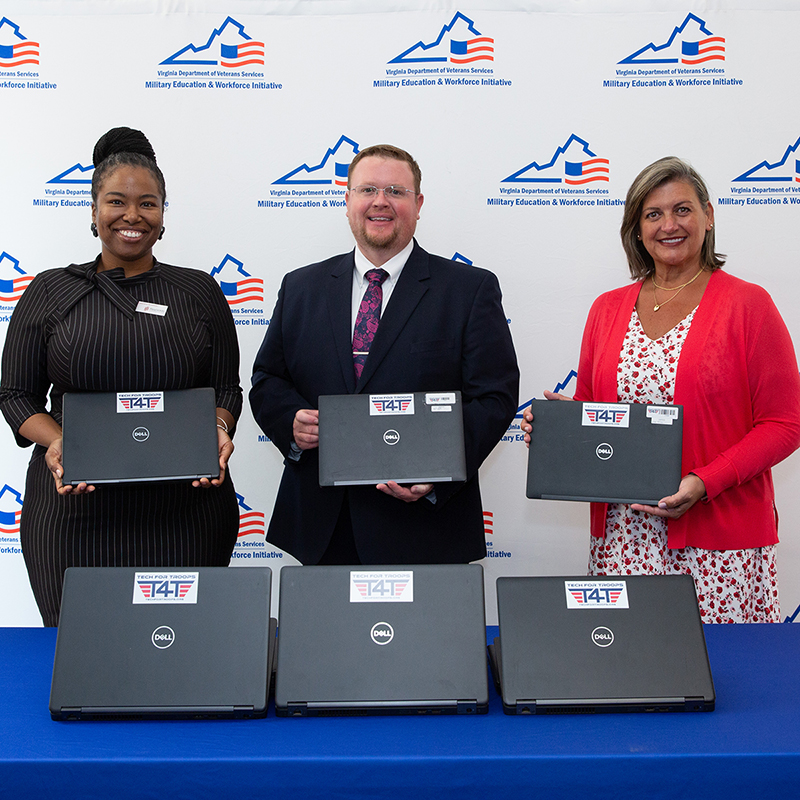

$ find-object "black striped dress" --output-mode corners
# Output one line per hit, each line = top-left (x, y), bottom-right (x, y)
(0, 259), (242, 626)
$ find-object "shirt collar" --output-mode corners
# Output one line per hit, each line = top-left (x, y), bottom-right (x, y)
(353, 239), (414, 284)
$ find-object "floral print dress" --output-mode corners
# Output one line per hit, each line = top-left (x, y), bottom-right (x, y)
(588, 308), (780, 623)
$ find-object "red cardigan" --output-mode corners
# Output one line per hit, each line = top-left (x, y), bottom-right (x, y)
(575, 270), (800, 550)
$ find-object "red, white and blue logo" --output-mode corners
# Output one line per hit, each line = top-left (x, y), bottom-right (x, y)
(236, 493), (266, 539)
(618, 13), (725, 66)
(389, 12), (494, 65)
(0, 252), (33, 306)
(0, 484), (23, 536)
(565, 580), (629, 609)
(272, 135), (359, 188)
(160, 17), (264, 68)
(732, 136), (800, 186)
(117, 392), (163, 413)
(0, 17), (39, 69)
(369, 394), (415, 416)
(350, 571), (414, 603)
(210, 254), (264, 306)
(503, 134), (610, 186)
(133, 572), (199, 604)
(582, 403), (630, 428)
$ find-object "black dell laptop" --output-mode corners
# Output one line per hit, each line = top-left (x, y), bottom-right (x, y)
(61, 388), (220, 486)
(490, 574), (715, 714)
(318, 391), (466, 486)
(50, 567), (274, 720)
(526, 399), (683, 504)
(274, 564), (488, 716)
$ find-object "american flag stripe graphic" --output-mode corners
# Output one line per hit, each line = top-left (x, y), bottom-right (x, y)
(451, 37), (494, 64)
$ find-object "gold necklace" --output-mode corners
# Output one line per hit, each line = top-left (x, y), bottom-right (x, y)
(652, 267), (704, 312)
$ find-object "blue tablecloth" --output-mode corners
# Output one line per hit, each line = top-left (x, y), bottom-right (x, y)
(1, 624), (799, 799)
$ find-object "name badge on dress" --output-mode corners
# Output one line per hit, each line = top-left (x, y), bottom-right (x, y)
(135, 301), (168, 316)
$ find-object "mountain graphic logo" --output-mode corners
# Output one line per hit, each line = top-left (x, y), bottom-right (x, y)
(618, 13), (725, 66)
(160, 16), (264, 68)
(210, 255), (264, 306)
(732, 136), (800, 185)
(389, 12), (494, 65)
(0, 484), (23, 535)
(0, 17), (39, 68)
(272, 135), (359, 187)
(503, 134), (609, 186)
(0, 252), (33, 305)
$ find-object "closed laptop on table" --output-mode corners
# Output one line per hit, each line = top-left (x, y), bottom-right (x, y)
(275, 563), (488, 716)
(526, 399), (683, 505)
(491, 574), (715, 715)
(50, 566), (274, 720)
(61, 387), (220, 486)
(318, 391), (466, 486)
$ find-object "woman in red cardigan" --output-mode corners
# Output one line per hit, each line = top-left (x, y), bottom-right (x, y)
(522, 156), (800, 622)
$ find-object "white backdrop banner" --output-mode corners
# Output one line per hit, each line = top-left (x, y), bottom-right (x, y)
(1, 0), (799, 625)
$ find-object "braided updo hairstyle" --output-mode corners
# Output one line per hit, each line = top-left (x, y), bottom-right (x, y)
(90, 127), (166, 206)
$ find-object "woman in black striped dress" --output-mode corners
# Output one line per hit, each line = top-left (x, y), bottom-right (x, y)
(0, 128), (242, 626)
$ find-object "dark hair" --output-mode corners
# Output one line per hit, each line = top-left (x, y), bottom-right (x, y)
(620, 156), (725, 279)
(91, 127), (166, 205)
(347, 144), (422, 195)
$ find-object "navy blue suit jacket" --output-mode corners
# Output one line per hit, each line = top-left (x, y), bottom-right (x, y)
(250, 242), (519, 564)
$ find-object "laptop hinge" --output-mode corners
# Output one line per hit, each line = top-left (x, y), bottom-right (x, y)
(457, 700), (478, 715)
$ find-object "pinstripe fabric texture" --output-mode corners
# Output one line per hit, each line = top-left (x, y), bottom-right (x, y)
(0, 258), (242, 626)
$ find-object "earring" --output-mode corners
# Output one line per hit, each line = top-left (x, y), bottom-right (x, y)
(158, 227), (165, 240)
(91, 222), (98, 238)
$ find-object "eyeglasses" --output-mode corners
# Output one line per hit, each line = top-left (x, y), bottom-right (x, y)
(350, 185), (417, 200)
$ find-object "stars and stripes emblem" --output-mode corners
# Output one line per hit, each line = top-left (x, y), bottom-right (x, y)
(220, 40), (265, 68)
(219, 277), (264, 305)
(450, 36), (494, 63)
(237, 509), (266, 538)
(565, 158), (610, 185)
(0, 274), (33, 303)
(681, 36), (725, 65)
(0, 40), (39, 68)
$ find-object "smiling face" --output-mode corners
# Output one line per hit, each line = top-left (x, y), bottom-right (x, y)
(91, 164), (164, 275)
(638, 180), (714, 277)
(345, 156), (424, 265)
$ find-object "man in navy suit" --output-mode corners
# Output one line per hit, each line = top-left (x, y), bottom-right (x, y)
(250, 144), (519, 565)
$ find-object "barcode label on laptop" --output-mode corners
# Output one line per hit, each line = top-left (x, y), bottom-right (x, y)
(350, 571), (414, 602)
(117, 392), (165, 413)
(426, 393), (456, 405)
(647, 406), (679, 425)
(581, 403), (630, 428)
(369, 394), (415, 416)
(565, 580), (629, 609)
(133, 572), (199, 604)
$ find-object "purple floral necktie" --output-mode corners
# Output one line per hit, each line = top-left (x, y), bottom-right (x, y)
(352, 268), (389, 380)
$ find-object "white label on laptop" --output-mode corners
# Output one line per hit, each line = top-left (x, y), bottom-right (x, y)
(564, 580), (629, 609)
(135, 301), (168, 316)
(426, 393), (456, 405)
(581, 403), (630, 428)
(431, 405), (452, 412)
(369, 394), (415, 416)
(133, 572), (199, 604)
(350, 570), (414, 603)
(117, 392), (164, 413)
(647, 406), (679, 426)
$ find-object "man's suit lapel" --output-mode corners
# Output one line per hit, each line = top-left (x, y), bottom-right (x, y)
(325, 251), (357, 394)
(355, 242), (430, 392)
